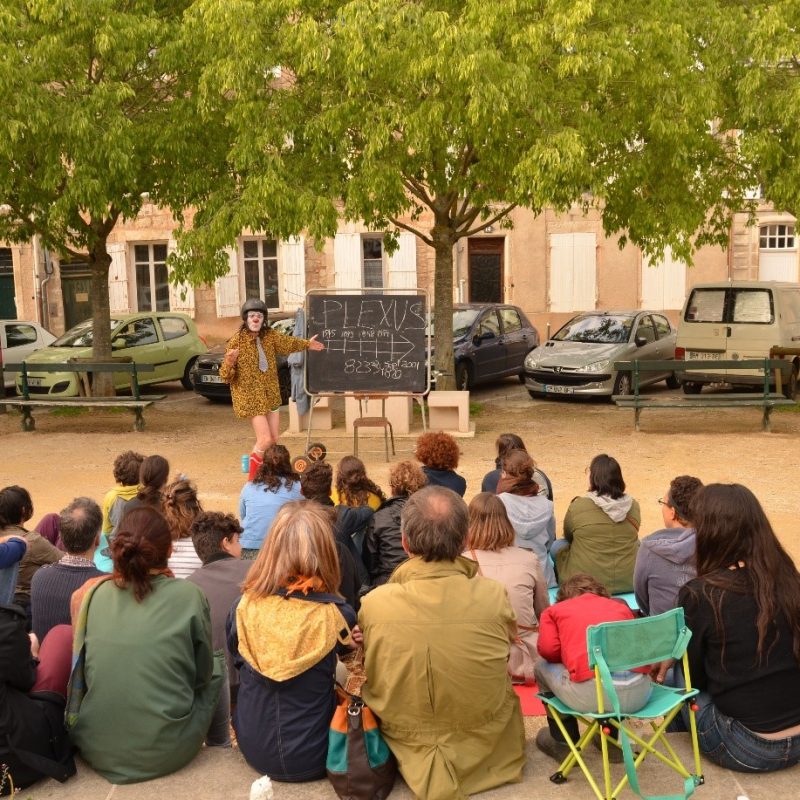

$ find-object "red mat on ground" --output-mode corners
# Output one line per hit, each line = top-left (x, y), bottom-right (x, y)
(513, 683), (546, 716)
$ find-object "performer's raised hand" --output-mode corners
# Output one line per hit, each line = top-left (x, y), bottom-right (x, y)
(307, 335), (325, 352)
(224, 348), (239, 366)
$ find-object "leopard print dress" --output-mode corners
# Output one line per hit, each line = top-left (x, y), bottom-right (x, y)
(219, 327), (310, 418)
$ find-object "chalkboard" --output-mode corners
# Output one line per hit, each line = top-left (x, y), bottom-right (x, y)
(305, 293), (429, 394)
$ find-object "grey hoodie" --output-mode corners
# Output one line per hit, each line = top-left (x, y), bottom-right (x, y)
(633, 526), (697, 616)
(498, 493), (557, 587)
(586, 491), (634, 523)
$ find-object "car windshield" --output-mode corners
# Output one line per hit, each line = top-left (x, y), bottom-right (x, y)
(450, 309), (480, 338)
(553, 315), (633, 344)
(52, 318), (123, 347)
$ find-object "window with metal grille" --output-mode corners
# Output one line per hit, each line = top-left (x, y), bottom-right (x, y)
(362, 237), (384, 289)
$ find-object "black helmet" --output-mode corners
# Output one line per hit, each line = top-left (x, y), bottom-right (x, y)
(241, 298), (269, 321)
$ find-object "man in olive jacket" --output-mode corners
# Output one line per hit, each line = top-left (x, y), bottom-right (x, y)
(359, 486), (525, 800)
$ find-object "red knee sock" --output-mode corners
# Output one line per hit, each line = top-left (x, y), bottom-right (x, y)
(248, 452), (264, 481)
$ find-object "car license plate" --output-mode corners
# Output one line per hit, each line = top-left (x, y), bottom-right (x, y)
(27, 377), (44, 387)
(543, 384), (573, 394)
(686, 351), (723, 360)
(200, 374), (223, 383)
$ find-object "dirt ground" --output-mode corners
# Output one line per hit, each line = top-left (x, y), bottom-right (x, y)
(2, 379), (799, 564)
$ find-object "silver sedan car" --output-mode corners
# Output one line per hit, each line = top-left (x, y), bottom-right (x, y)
(524, 311), (678, 397)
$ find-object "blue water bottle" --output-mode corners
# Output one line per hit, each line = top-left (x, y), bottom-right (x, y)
(241, 454), (250, 473)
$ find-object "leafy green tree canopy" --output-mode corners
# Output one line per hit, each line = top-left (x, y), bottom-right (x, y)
(186, 0), (747, 387)
(0, 0), (227, 388)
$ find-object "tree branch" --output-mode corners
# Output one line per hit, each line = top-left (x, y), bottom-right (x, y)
(460, 204), (517, 237)
(389, 217), (433, 246)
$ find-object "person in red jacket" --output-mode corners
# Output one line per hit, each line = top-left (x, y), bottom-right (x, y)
(534, 573), (652, 761)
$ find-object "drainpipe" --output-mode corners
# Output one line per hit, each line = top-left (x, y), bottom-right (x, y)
(40, 248), (54, 330)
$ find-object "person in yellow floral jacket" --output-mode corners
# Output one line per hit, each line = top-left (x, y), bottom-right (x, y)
(220, 299), (324, 479)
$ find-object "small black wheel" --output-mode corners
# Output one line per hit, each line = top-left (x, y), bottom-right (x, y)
(292, 455), (312, 474)
(613, 371), (632, 396)
(682, 381), (702, 395)
(181, 358), (198, 390)
(307, 442), (327, 462)
(455, 361), (472, 391)
(665, 373), (680, 389)
(783, 364), (798, 401)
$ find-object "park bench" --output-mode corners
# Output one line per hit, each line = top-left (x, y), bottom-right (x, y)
(612, 358), (795, 432)
(0, 359), (165, 432)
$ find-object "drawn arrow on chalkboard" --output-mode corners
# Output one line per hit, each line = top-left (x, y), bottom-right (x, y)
(322, 333), (417, 362)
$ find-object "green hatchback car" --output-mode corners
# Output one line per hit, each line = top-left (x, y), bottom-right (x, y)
(16, 312), (208, 396)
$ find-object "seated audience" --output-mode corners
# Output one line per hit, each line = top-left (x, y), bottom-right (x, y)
(364, 460), (427, 587)
(227, 500), (356, 782)
(497, 450), (557, 587)
(0, 533), (27, 606)
(66, 507), (222, 783)
(414, 431), (467, 496)
(100, 450), (144, 539)
(0, 605), (75, 791)
(30, 498), (104, 642)
(0, 486), (61, 613)
(360, 486), (525, 800)
(634, 475), (703, 616)
(187, 512), (250, 748)
(535, 574), (651, 762)
(123, 454), (170, 517)
(240, 444), (301, 558)
(163, 476), (204, 578)
(299, 461), (365, 608)
(331, 455), (385, 510)
(464, 493), (549, 682)
(554, 454), (640, 593)
(481, 433), (554, 500)
(673, 484), (800, 772)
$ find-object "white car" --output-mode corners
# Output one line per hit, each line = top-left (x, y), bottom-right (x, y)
(0, 320), (56, 389)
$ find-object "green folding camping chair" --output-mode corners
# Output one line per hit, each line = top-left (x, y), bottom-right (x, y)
(537, 608), (704, 800)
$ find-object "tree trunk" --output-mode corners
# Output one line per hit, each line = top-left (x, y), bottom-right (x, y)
(431, 223), (457, 391)
(89, 237), (115, 397)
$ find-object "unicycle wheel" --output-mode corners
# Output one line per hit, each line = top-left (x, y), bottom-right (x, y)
(306, 442), (327, 462)
(292, 455), (312, 474)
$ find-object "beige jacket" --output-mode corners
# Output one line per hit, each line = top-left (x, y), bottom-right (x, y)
(359, 556), (526, 800)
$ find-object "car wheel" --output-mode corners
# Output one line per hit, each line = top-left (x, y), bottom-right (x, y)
(181, 358), (198, 390)
(278, 366), (291, 405)
(665, 373), (680, 389)
(682, 381), (702, 395)
(783, 364), (799, 401)
(613, 371), (631, 396)
(455, 361), (472, 391)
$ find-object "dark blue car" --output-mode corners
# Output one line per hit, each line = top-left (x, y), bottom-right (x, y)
(449, 303), (539, 390)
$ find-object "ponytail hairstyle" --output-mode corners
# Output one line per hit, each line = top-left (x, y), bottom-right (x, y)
(162, 476), (203, 540)
(254, 444), (297, 492)
(334, 456), (385, 507)
(0, 485), (33, 528)
(136, 455), (170, 507)
(111, 507), (172, 602)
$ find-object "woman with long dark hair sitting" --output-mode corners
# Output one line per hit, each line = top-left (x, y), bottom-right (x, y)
(66, 507), (222, 783)
(674, 483), (800, 773)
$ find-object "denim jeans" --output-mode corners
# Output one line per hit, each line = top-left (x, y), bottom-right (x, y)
(674, 690), (800, 773)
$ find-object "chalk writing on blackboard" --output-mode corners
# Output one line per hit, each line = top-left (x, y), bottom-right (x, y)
(306, 293), (429, 394)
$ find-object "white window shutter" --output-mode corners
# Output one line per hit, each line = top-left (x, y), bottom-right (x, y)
(215, 247), (241, 317)
(387, 232), (418, 289)
(107, 242), (129, 313)
(549, 234), (574, 312)
(167, 238), (195, 317)
(572, 233), (597, 310)
(280, 236), (306, 307)
(642, 248), (687, 310)
(759, 251), (798, 283)
(334, 233), (362, 289)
